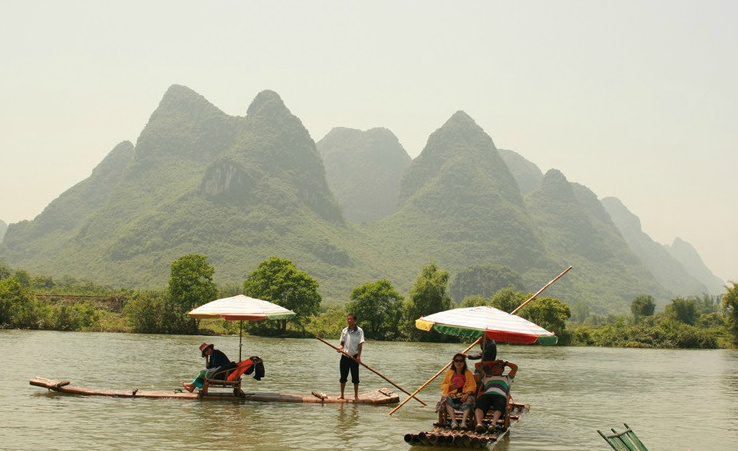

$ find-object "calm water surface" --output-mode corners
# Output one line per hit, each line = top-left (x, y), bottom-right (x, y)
(2, 330), (736, 450)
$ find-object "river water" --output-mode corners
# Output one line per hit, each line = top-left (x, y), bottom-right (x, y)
(2, 330), (736, 450)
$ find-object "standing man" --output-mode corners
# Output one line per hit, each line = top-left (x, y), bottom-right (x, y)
(338, 313), (364, 400)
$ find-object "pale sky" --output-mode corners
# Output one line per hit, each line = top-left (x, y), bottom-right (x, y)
(1, 1), (736, 284)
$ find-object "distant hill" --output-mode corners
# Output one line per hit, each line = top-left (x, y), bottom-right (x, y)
(0, 219), (7, 243)
(360, 112), (570, 304)
(526, 170), (666, 312)
(0, 86), (366, 296)
(318, 127), (411, 223)
(665, 237), (725, 293)
(601, 197), (713, 297)
(0, 85), (725, 312)
(497, 148), (544, 195)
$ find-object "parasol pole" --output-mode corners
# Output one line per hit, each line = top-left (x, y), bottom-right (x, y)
(510, 266), (572, 315)
(239, 321), (243, 361)
(388, 337), (482, 416)
(389, 265), (572, 416)
(314, 336), (427, 406)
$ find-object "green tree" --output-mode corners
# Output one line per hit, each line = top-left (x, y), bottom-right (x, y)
(517, 296), (571, 341)
(489, 288), (527, 313)
(14, 270), (31, 287)
(346, 279), (403, 341)
(167, 254), (218, 334)
(695, 293), (720, 315)
(460, 294), (487, 308)
(306, 306), (348, 339)
(722, 281), (738, 346)
(403, 261), (453, 342)
(0, 262), (11, 280)
(570, 301), (590, 323)
(243, 257), (321, 334)
(52, 301), (99, 331)
(0, 276), (47, 329)
(631, 295), (656, 322)
(32, 275), (55, 290)
(124, 290), (168, 334)
(665, 297), (699, 326)
(450, 265), (524, 303)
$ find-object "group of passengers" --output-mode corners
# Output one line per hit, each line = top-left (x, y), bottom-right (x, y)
(436, 338), (518, 434)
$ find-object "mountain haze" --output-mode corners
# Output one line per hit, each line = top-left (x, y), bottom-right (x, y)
(362, 111), (559, 298)
(318, 127), (411, 223)
(497, 148), (544, 195)
(601, 197), (710, 298)
(0, 86), (725, 312)
(526, 170), (665, 312)
(665, 237), (725, 294)
(1, 86), (366, 295)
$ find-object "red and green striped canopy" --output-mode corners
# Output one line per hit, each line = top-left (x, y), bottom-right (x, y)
(416, 306), (557, 345)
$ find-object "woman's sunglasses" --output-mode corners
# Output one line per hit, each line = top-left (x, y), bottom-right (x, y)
(453, 359), (465, 363)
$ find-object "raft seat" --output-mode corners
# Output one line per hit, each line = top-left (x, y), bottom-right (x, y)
(201, 357), (262, 397)
(438, 395), (513, 430)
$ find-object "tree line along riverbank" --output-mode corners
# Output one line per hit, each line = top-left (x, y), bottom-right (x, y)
(2, 255), (737, 349)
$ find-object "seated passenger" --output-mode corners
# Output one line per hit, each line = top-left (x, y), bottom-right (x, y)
(435, 353), (477, 430)
(474, 359), (518, 433)
(181, 343), (236, 393)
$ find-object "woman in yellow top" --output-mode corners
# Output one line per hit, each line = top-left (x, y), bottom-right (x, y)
(435, 353), (477, 429)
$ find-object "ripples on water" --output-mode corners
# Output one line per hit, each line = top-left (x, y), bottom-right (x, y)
(3, 330), (737, 450)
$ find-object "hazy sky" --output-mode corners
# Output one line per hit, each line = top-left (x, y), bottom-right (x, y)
(1, 1), (736, 283)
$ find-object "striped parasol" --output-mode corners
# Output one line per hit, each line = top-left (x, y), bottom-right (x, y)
(188, 294), (296, 321)
(189, 294), (296, 359)
(415, 305), (557, 345)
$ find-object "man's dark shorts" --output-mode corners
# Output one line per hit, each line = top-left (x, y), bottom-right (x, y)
(339, 354), (360, 384)
(475, 393), (507, 415)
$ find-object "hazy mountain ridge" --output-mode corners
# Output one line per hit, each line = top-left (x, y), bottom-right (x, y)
(497, 148), (544, 195)
(356, 111), (557, 303)
(0, 85), (724, 311)
(1, 86), (355, 291)
(318, 127), (411, 223)
(498, 149), (720, 300)
(665, 237), (725, 294)
(601, 197), (709, 297)
(0, 220), (7, 243)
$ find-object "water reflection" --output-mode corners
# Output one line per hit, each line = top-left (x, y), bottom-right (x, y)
(336, 403), (361, 441)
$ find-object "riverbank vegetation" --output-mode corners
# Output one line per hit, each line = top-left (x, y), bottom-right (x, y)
(1, 257), (736, 349)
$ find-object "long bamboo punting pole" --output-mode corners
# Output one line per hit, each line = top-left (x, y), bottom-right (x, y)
(510, 266), (572, 315)
(314, 335), (427, 406)
(388, 336), (482, 416)
(389, 266), (573, 416)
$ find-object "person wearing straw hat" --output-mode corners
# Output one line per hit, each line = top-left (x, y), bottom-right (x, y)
(181, 343), (235, 393)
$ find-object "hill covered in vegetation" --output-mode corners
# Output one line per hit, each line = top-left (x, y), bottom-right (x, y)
(0, 85), (721, 314)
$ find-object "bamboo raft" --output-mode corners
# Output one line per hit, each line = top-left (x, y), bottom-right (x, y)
(404, 401), (530, 448)
(29, 377), (399, 404)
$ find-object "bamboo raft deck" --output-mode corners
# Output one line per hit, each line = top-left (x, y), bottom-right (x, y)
(404, 402), (530, 448)
(29, 377), (399, 404)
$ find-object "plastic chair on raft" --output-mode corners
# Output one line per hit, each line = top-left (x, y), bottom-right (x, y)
(598, 423), (649, 451)
(201, 356), (263, 397)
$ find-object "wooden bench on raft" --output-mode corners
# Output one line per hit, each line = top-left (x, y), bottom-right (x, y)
(437, 395), (514, 431)
(200, 356), (262, 397)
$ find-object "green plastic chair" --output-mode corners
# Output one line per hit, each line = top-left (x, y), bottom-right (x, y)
(598, 423), (649, 451)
